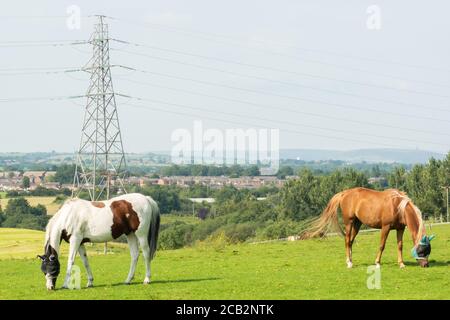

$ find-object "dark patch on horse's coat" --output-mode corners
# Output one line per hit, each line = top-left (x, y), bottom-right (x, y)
(61, 229), (90, 244)
(110, 200), (140, 239)
(91, 201), (105, 208)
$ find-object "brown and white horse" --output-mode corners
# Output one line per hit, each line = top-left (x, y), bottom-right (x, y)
(38, 193), (160, 290)
(302, 187), (434, 268)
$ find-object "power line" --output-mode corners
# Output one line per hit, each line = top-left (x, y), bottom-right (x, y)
(0, 95), (85, 102)
(0, 64), (137, 76)
(120, 77), (450, 137)
(122, 102), (427, 150)
(0, 15), (81, 19)
(112, 48), (450, 114)
(0, 67), (84, 76)
(123, 95), (448, 147)
(111, 39), (450, 97)
(0, 92), (130, 103)
(112, 17), (450, 89)
(115, 65), (450, 124)
(0, 40), (88, 48)
(110, 17), (450, 74)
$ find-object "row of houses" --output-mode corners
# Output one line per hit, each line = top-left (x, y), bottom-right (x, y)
(150, 175), (291, 189)
(1, 171), (290, 192)
(0, 170), (387, 191)
(0, 171), (57, 191)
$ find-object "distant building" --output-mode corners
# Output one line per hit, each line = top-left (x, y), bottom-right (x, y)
(368, 177), (387, 187)
(0, 178), (21, 191)
(189, 198), (215, 203)
(22, 171), (56, 186)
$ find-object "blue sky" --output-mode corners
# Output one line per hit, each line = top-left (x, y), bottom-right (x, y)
(1, 0), (449, 153)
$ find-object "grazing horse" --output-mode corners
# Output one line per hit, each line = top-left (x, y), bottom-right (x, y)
(38, 193), (160, 290)
(302, 187), (434, 268)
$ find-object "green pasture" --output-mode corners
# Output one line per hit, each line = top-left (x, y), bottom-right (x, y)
(0, 224), (449, 300)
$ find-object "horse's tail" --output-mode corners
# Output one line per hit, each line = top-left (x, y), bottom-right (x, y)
(146, 196), (160, 260)
(300, 191), (346, 239)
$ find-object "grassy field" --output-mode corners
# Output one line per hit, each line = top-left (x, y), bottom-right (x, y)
(0, 228), (127, 260)
(0, 225), (449, 300)
(0, 196), (61, 214)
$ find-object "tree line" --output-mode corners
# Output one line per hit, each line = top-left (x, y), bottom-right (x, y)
(1, 152), (448, 248)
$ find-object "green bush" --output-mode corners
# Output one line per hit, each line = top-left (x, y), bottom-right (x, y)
(54, 194), (68, 204)
(2, 197), (49, 230)
(1, 213), (48, 230)
(258, 220), (304, 240)
(218, 222), (258, 243)
(190, 217), (224, 242)
(158, 222), (194, 250)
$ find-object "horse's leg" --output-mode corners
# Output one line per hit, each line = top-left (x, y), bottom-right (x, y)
(138, 236), (151, 284)
(125, 233), (139, 284)
(62, 237), (82, 288)
(345, 222), (354, 268)
(396, 228), (405, 268)
(348, 219), (362, 267)
(374, 225), (391, 268)
(78, 244), (94, 287)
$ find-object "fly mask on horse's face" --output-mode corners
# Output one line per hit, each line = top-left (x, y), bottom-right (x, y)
(411, 235), (435, 268)
(38, 253), (60, 290)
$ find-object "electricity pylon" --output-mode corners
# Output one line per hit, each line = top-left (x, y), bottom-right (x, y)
(73, 15), (127, 201)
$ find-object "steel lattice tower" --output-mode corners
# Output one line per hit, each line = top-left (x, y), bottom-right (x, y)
(73, 16), (127, 200)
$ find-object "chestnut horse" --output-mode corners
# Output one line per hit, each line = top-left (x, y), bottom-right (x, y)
(302, 187), (434, 268)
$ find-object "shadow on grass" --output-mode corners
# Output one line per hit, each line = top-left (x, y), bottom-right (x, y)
(89, 277), (221, 288)
(352, 260), (449, 268)
(404, 260), (449, 267)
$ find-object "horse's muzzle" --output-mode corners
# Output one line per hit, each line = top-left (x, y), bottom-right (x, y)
(418, 260), (429, 268)
(46, 275), (57, 290)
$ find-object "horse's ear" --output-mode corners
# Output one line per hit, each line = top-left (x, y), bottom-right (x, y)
(37, 255), (45, 260)
(428, 235), (435, 241)
(421, 235), (427, 243)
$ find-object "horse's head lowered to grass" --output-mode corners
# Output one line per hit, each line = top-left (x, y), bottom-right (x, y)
(411, 235), (435, 268)
(38, 245), (60, 290)
(37, 194), (160, 290)
(300, 188), (437, 269)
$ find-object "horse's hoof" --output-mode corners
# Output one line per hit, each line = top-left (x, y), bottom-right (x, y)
(86, 283), (94, 288)
(399, 263), (406, 269)
(346, 262), (353, 268)
(143, 277), (151, 284)
(375, 263), (381, 269)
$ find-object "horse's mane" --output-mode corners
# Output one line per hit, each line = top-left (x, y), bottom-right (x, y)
(44, 197), (79, 249)
(390, 190), (424, 243)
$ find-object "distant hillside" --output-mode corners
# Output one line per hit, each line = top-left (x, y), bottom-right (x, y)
(280, 149), (445, 164)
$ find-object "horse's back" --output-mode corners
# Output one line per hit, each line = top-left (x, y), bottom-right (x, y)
(342, 187), (402, 202)
(340, 187), (404, 228)
(108, 193), (158, 237)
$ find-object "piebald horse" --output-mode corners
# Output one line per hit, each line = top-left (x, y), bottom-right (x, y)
(38, 193), (160, 290)
(302, 187), (434, 268)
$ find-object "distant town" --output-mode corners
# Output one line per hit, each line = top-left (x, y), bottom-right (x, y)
(0, 170), (291, 192)
(1, 148), (444, 193)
